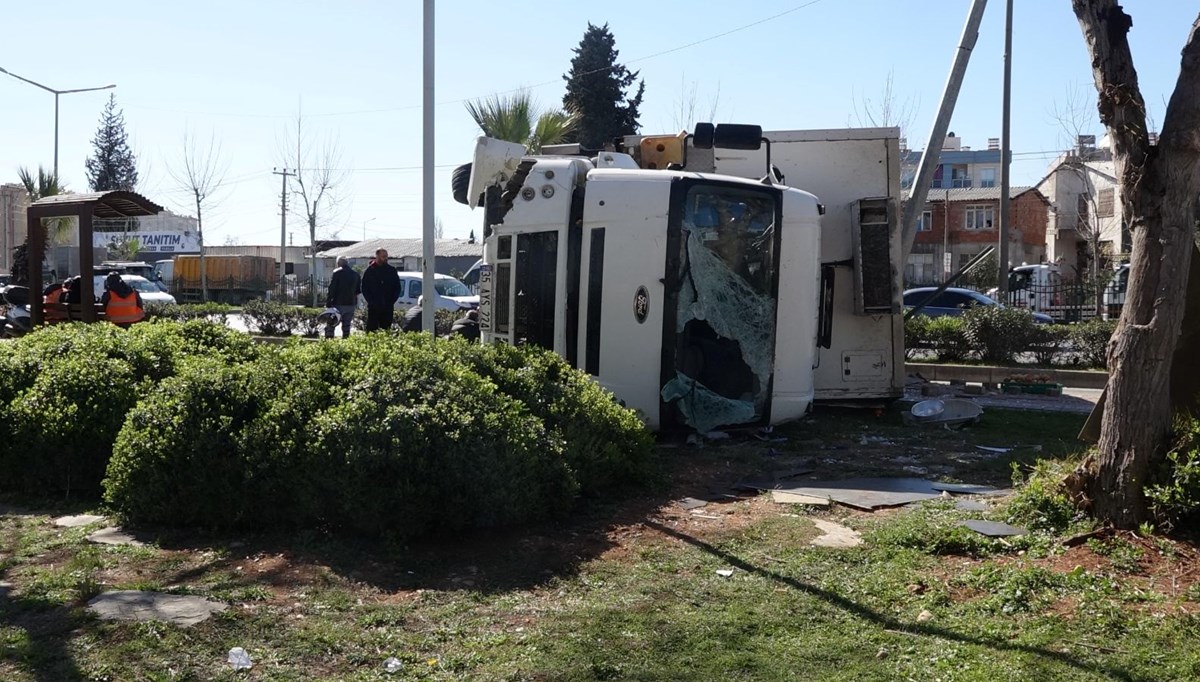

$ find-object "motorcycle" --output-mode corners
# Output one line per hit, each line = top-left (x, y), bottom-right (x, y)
(1, 285), (32, 338)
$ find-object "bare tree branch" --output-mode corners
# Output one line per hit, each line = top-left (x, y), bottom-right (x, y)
(849, 70), (919, 137)
(167, 129), (228, 301)
(278, 106), (349, 305)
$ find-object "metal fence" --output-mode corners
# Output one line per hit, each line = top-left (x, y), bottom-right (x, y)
(998, 282), (1107, 323)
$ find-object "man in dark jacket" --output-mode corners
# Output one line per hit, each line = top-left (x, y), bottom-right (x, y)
(360, 249), (401, 331)
(447, 309), (480, 341)
(400, 296), (424, 333)
(324, 257), (361, 338)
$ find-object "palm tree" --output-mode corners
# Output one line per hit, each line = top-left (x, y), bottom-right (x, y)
(465, 90), (578, 153)
(17, 166), (74, 245)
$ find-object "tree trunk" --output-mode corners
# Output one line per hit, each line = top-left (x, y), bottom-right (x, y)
(1072, 1), (1200, 528)
(197, 198), (208, 303)
(309, 214), (318, 308)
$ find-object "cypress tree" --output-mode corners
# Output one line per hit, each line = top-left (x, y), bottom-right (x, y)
(562, 23), (645, 149)
(85, 94), (139, 192)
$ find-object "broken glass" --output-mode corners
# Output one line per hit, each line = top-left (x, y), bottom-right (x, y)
(661, 184), (779, 432)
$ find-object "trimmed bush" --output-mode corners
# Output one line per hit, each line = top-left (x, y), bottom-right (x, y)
(0, 321), (260, 494)
(903, 315), (931, 360)
(926, 316), (971, 362)
(442, 340), (656, 496)
(242, 299), (299, 336)
(144, 302), (234, 325)
(9, 356), (139, 496)
(1029, 324), (1071, 366)
(104, 333), (652, 536)
(1069, 319), (1117, 369)
(962, 305), (1039, 364)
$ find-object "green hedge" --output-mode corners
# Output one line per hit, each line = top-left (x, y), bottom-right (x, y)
(144, 302), (234, 325)
(92, 330), (654, 536)
(0, 321), (261, 495)
(907, 313), (1116, 368)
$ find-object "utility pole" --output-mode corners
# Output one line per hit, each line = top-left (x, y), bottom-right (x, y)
(273, 167), (295, 301)
(421, 0), (436, 335)
(942, 189), (951, 279)
(997, 0), (1013, 298)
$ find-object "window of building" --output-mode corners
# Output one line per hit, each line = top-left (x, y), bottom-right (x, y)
(964, 205), (994, 230)
(979, 168), (996, 188)
(916, 210), (933, 232)
(1097, 188), (1115, 217)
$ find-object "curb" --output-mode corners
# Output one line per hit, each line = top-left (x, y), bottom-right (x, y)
(905, 363), (1108, 390)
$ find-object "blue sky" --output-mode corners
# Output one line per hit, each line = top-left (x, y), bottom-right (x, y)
(0, 0), (1189, 247)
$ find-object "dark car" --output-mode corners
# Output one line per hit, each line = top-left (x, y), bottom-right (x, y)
(903, 287), (1054, 324)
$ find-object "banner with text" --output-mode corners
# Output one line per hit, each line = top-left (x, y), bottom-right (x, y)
(93, 232), (200, 253)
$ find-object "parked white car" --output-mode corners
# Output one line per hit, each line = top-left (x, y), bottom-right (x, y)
(92, 274), (177, 306)
(393, 272), (479, 311)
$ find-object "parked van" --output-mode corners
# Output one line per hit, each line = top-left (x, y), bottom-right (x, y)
(1006, 263), (1063, 315)
(461, 258), (483, 294)
(1102, 263), (1130, 321)
(394, 272), (479, 311)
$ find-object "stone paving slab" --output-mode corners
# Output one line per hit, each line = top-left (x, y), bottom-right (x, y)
(54, 514), (106, 528)
(87, 527), (145, 546)
(810, 519), (864, 548)
(87, 591), (227, 627)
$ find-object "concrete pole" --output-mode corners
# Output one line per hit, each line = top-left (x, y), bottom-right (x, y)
(997, 0), (1013, 297)
(900, 0), (989, 258)
(421, 0), (436, 335)
(53, 93), (59, 180)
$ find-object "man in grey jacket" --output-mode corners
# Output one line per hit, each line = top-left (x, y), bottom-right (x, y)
(324, 257), (361, 338)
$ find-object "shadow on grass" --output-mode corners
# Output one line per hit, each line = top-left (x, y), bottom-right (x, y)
(0, 570), (87, 682)
(645, 519), (1143, 682)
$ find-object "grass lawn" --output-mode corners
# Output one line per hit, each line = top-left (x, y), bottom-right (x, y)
(3, 407), (1199, 681)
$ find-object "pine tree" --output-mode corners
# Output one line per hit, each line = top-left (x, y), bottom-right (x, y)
(85, 94), (138, 192)
(562, 23), (645, 149)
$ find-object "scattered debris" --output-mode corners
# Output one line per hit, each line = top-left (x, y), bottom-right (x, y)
(959, 520), (1028, 537)
(903, 399), (983, 427)
(876, 647), (890, 659)
(228, 647), (253, 670)
(705, 431), (731, 441)
(677, 497), (709, 510)
(770, 490), (830, 506)
(916, 609), (934, 623)
(87, 527), (145, 546)
(384, 657), (404, 674)
(715, 569), (734, 578)
(689, 512), (722, 520)
(858, 435), (896, 446)
(975, 445), (1013, 454)
(53, 514), (105, 528)
(88, 591), (227, 627)
(753, 426), (788, 442)
(809, 520), (863, 548)
(772, 477), (943, 511)
(954, 499), (989, 512)
(930, 482), (1002, 495)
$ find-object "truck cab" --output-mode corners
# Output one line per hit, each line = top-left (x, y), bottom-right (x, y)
(459, 123), (903, 433)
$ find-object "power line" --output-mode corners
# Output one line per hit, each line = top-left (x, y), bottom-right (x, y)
(126, 1), (826, 121)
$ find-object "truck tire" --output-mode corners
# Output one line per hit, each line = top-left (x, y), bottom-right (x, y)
(452, 163), (472, 205)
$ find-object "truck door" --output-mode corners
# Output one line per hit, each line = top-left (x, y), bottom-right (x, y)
(660, 180), (782, 432)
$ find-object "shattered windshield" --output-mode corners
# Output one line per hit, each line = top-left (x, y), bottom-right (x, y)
(661, 183), (779, 433)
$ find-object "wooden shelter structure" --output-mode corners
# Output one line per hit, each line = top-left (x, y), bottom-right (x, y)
(25, 191), (163, 325)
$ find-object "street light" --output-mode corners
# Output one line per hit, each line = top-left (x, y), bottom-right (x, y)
(0, 66), (116, 179)
(362, 217), (376, 241)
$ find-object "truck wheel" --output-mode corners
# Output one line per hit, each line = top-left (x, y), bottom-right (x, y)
(452, 163), (472, 205)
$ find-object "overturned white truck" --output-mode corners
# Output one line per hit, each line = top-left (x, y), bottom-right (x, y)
(454, 124), (904, 433)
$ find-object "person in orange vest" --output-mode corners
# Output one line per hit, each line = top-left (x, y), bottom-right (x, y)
(100, 272), (144, 326)
(43, 281), (68, 322)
